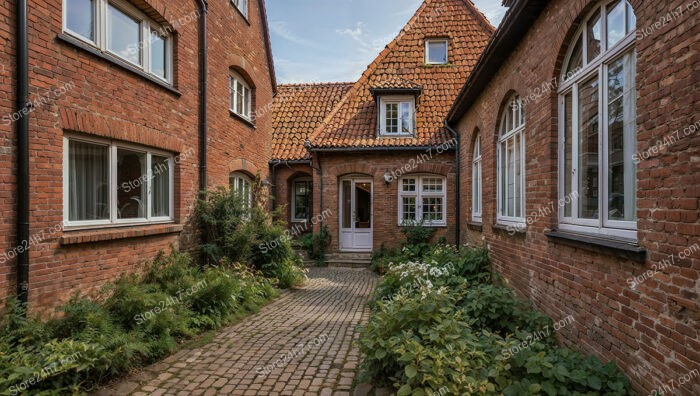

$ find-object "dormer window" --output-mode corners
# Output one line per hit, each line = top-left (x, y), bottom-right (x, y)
(425, 39), (448, 65)
(379, 96), (415, 136)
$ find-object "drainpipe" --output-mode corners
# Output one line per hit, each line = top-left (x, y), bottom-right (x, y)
(197, 0), (208, 193)
(16, 0), (30, 307)
(444, 121), (460, 245)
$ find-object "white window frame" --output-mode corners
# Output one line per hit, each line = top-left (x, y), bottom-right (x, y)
(557, 0), (637, 240)
(472, 135), (482, 223)
(425, 38), (449, 65)
(230, 172), (253, 209)
(231, 0), (248, 19)
(291, 178), (313, 222)
(397, 175), (447, 227)
(62, 134), (175, 229)
(497, 95), (526, 226)
(230, 72), (253, 121)
(62, 0), (173, 83)
(379, 96), (415, 137)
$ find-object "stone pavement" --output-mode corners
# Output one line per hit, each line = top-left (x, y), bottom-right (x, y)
(96, 267), (378, 396)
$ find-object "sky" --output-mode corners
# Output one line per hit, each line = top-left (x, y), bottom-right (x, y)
(266, 0), (508, 84)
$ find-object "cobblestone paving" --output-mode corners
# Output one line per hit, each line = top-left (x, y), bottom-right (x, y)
(96, 268), (378, 396)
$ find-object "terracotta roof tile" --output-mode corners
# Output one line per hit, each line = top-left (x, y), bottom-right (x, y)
(309, 0), (494, 149)
(271, 82), (353, 160)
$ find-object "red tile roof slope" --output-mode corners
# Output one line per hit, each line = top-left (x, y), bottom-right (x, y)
(271, 82), (353, 160)
(309, 0), (494, 149)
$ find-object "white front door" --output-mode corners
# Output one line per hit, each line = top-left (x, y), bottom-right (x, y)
(339, 178), (373, 251)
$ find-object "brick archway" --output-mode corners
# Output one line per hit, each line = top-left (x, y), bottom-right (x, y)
(228, 158), (260, 177)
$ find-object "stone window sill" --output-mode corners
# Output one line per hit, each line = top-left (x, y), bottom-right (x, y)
(61, 224), (183, 246)
(492, 223), (526, 236)
(545, 229), (646, 263)
(467, 222), (483, 231)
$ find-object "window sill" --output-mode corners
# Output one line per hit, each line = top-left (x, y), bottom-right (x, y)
(60, 223), (183, 246)
(467, 221), (483, 231)
(229, 110), (256, 129)
(398, 223), (447, 228)
(56, 33), (181, 97)
(545, 229), (646, 263)
(492, 223), (526, 236)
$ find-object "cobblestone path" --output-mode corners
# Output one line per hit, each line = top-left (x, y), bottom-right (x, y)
(96, 267), (378, 396)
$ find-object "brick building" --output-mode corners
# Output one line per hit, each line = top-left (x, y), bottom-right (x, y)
(0, 0), (276, 310)
(447, 0), (699, 394)
(271, 0), (493, 254)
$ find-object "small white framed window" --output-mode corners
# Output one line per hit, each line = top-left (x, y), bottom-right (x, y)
(398, 176), (446, 226)
(425, 38), (448, 65)
(472, 135), (482, 223)
(63, 135), (174, 228)
(231, 0), (248, 19)
(230, 172), (253, 209)
(62, 0), (173, 83)
(230, 72), (253, 120)
(292, 178), (313, 222)
(558, 1), (637, 240)
(497, 95), (526, 226)
(379, 96), (414, 136)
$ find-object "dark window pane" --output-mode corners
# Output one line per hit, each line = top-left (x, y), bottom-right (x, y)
(117, 149), (147, 219)
(587, 9), (601, 62)
(578, 76), (600, 219)
(68, 141), (109, 221)
(151, 155), (170, 217)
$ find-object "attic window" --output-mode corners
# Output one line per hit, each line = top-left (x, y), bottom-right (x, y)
(379, 96), (415, 137)
(425, 39), (448, 65)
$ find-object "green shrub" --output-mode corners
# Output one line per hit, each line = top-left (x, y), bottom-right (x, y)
(298, 225), (330, 265)
(359, 244), (632, 396)
(400, 221), (436, 258)
(197, 186), (307, 288)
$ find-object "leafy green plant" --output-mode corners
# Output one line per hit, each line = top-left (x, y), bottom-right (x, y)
(298, 225), (330, 265)
(400, 220), (436, 259)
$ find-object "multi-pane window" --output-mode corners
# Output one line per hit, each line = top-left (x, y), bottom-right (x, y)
(231, 0), (248, 19)
(63, 0), (172, 82)
(292, 178), (312, 221)
(398, 176), (446, 226)
(379, 96), (414, 136)
(230, 72), (253, 120)
(63, 136), (174, 227)
(230, 172), (253, 209)
(497, 95), (526, 225)
(558, 0), (637, 239)
(425, 39), (448, 65)
(472, 135), (482, 223)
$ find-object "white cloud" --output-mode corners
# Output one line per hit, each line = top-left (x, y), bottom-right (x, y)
(269, 21), (314, 47)
(335, 22), (373, 54)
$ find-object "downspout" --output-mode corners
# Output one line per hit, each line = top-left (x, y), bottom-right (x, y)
(270, 161), (280, 210)
(197, 0), (208, 193)
(16, 0), (30, 306)
(444, 122), (460, 244)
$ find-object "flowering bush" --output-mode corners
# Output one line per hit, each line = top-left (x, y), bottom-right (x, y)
(359, 245), (632, 395)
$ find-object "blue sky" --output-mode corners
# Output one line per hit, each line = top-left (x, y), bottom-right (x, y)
(267, 0), (507, 84)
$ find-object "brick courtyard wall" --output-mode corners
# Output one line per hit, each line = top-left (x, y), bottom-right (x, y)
(453, 0), (699, 394)
(0, 0), (274, 312)
(313, 152), (457, 253)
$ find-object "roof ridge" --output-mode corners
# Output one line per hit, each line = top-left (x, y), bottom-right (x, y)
(461, 0), (497, 33)
(308, 0), (436, 145)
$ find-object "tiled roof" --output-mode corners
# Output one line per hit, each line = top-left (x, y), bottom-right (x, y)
(271, 82), (353, 160)
(369, 76), (423, 91)
(309, 0), (494, 149)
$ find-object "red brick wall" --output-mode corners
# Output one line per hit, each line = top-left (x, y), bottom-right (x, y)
(453, 0), (699, 394)
(205, 0), (274, 188)
(313, 152), (457, 253)
(0, 0), (274, 312)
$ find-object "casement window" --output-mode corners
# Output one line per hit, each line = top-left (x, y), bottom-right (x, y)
(292, 178), (313, 222)
(230, 172), (253, 209)
(63, 136), (174, 228)
(497, 95), (526, 225)
(398, 176), (446, 226)
(425, 38), (448, 65)
(230, 72), (253, 120)
(558, 0), (637, 240)
(62, 0), (173, 82)
(379, 96), (415, 136)
(231, 0), (248, 19)
(472, 135), (482, 223)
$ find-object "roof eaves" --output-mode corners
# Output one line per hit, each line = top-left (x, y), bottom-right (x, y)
(259, 0), (277, 94)
(446, 0), (548, 124)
